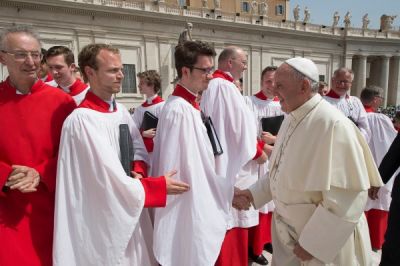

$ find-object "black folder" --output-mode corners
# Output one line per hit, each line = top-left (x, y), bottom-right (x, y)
(261, 115), (284, 136)
(201, 112), (223, 156)
(119, 124), (135, 177)
(141, 111), (158, 131)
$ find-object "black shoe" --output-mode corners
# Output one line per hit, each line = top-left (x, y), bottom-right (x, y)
(249, 253), (269, 265)
(263, 243), (273, 254)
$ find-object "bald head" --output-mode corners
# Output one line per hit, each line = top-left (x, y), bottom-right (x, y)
(218, 46), (247, 80)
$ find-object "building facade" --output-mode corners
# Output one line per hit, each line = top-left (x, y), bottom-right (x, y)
(1, 0), (399, 108)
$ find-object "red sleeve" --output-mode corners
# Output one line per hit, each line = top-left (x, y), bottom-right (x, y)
(132, 160), (148, 178)
(34, 156), (58, 192)
(140, 176), (167, 207)
(0, 161), (13, 196)
(141, 134), (154, 153)
(252, 139), (265, 160)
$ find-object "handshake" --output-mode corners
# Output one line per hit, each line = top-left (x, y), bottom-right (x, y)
(232, 187), (254, 210)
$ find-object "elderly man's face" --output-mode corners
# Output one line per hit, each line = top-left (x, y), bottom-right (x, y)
(0, 33), (41, 83)
(332, 71), (352, 96)
(274, 64), (308, 113)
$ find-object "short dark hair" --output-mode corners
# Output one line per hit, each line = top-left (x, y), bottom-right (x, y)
(46, 45), (75, 66)
(360, 85), (383, 104)
(137, 70), (161, 93)
(78, 43), (120, 82)
(175, 40), (216, 78)
(261, 66), (277, 78)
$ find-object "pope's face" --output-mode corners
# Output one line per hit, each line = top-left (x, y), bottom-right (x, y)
(274, 64), (307, 113)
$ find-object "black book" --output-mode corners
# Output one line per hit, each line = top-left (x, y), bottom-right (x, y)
(119, 124), (135, 177)
(201, 112), (223, 156)
(141, 111), (158, 131)
(261, 115), (285, 136)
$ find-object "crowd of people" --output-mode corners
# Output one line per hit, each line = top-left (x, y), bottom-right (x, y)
(1, 24), (399, 266)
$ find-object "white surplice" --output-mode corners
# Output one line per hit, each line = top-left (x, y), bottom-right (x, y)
(365, 112), (398, 211)
(53, 104), (156, 266)
(201, 75), (258, 228)
(151, 95), (230, 266)
(244, 95), (284, 214)
(324, 94), (371, 142)
(250, 94), (382, 265)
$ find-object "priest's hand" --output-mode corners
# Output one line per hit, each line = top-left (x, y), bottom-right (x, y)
(256, 151), (268, 164)
(293, 243), (313, 261)
(131, 171), (143, 179)
(232, 187), (253, 210)
(165, 170), (190, 195)
(263, 144), (273, 157)
(261, 132), (276, 145)
(7, 165), (40, 193)
(368, 186), (380, 200)
(142, 128), (156, 138)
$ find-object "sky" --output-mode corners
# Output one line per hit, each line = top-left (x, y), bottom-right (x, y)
(289, 0), (400, 29)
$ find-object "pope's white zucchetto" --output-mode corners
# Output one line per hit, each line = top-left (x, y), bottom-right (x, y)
(285, 57), (319, 82)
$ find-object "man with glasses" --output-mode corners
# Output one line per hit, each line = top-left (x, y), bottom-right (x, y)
(0, 25), (76, 266)
(324, 67), (371, 141)
(201, 46), (267, 266)
(360, 86), (398, 252)
(151, 40), (231, 266)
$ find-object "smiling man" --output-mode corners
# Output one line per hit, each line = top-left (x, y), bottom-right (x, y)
(234, 57), (382, 265)
(46, 45), (89, 104)
(324, 67), (371, 141)
(0, 25), (76, 266)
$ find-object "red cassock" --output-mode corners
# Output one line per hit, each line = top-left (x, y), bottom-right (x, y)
(0, 78), (76, 266)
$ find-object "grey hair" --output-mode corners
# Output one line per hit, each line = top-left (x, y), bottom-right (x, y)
(0, 25), (41, 50)
(288, 64), (319, 93)
(333, 67), (354, 81)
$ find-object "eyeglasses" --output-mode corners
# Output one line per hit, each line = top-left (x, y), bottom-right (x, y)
(1, 50), (43, 61)
(191, 66), (214, 75)
(334, 80), (352, 85)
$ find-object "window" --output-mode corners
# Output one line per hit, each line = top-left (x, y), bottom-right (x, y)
(242, 1), (250, 13)
(122, 64), (137, 94)
(178, 0), (189, 7)
(275, 5), (284, 15)
(319, 75), (325, 82)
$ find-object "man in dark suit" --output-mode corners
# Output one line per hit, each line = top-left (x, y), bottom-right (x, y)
(379, 132), (400, 266)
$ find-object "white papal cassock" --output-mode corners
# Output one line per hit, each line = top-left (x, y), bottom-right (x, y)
(250, 94), (382, 265)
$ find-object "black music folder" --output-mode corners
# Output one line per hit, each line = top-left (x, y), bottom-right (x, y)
(261, 115), (284, 136)
(141, 111), (159, 131)
(119, 124), (135, 177)
(201, 112), (223, 156)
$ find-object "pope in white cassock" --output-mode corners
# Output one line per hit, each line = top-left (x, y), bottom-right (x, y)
(151, 40), (231, 266)
(53, 44), (189, 266)
(234, 57), (383, 266)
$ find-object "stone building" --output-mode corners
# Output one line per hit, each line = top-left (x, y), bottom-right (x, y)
(0, 0), (399, 107)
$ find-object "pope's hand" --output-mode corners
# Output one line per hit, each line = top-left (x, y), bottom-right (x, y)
(293, 243), (313, 261)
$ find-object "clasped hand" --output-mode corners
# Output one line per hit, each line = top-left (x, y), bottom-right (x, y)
(232, 187), (253, 210)
(6, 165), (40, 193)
